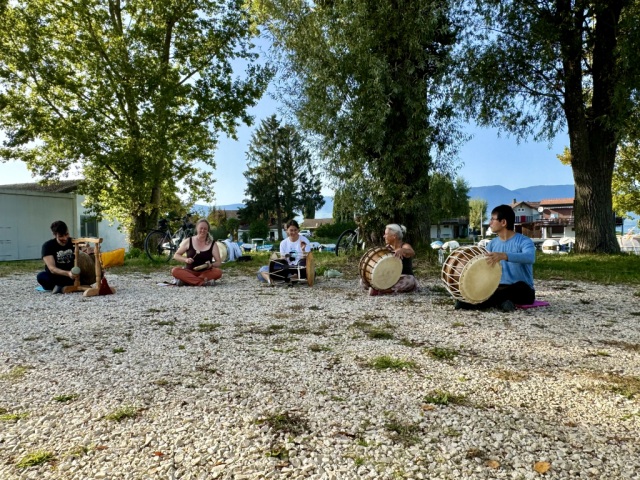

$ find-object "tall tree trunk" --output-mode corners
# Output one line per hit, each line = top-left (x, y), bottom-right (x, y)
(571, 128), (619, 253)
(559, 0), (622, 253)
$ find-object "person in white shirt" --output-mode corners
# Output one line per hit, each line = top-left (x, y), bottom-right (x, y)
(257, 220), (311, 283)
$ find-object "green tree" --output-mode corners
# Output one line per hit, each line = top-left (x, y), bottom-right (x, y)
(226, 218), (241, 240)
(457, 1), (640, 253)
(612, 139), (640, 218)
(0, 0), (270, 247)
(257, 0), (462, 242)
(249, 219), (269, 239)
(468, 198), (488, 237)
(429, 174), (470, 238)
(240, 115), (324, 239)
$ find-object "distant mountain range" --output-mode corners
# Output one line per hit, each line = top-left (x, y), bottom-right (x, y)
(196, 185), (576, 219)
(468, 184), (575, 210)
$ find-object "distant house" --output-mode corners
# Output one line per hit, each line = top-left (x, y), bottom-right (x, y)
(485, 198), (576, 239)
(0, 180), (128, 261)
(301, 218), (334, 234)
(430, 217), (469, 240)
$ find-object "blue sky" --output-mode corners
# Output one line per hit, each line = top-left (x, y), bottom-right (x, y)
(0, 91), (575, 206)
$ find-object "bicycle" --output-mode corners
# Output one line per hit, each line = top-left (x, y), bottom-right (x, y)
(144, 213), (195, 263)
(335, 225), (365, 256)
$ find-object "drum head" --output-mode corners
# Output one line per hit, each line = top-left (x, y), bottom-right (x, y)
(459, 255), (502, 303)
(216, 241), (228, 263)
(369, 255), (402, 290)
(305, 252), (315, 286)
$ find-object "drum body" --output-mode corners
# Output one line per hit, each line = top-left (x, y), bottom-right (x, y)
(441, 245), (501, 304)
(359, 247), (402, 291)
(268, 257), (307, 284)
(77, 251), (96, 286)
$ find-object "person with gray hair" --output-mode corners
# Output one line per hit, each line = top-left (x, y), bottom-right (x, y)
(363, 223), (418, 296)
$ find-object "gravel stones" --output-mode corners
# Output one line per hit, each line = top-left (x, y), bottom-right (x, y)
(0, 271), (639, 479)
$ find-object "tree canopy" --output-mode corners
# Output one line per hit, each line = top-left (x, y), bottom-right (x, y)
(257, 0), (463, 243)
(239, 114), (324, 239)
(468, 198), (488, 236)
(0, 0), (271, 246)
(457, 0), (640, 253)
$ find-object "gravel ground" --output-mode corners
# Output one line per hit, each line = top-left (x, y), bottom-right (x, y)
(1, 269), (639, 480)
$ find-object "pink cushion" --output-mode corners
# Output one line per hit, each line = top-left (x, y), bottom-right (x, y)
(515, 300), (550, 309)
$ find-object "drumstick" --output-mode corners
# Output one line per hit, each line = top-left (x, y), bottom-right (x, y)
(193, 261), (210, 271)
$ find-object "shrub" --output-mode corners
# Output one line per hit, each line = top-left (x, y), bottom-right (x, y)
(125, 247), (143, 259)
(315, 221), (357, 239)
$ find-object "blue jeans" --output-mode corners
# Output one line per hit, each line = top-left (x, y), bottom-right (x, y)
(37, 271), (74, 291)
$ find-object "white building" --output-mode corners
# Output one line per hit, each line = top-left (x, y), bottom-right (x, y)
(0, 180), (128, 261)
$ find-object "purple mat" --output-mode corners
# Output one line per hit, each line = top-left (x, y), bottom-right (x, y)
(516, 300), (550, 309)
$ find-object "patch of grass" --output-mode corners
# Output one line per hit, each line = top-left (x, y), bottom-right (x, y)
(16, 450), (55, 469)
(399, 338), (424, 348)
(466, 447), (486, 459)
(423, 390), (467, 406)
(426, 347), (459, 361)
(53, 393), (79, 402)
(369, 355), (417, 371)
(146, 307), (166, 313)
(535, 253), (640, 284)
(66, 445), (90, 458)
(273, 347), (297, 353)
(366, 328), (394, 340)
(0, 412), (29, 422)
(309, 344), (331, 352)
(0, 365), (33, 381)
(491, 369), (529, 382)
(258, 411), (308, 436)
(246, 324), (286, 336)
(288, 326), (311, 335)
(266, 444), (289, 460)
(112, 347), (126, 354)
(600, 340), (640, 353)
(308, 305), (322, 311)
(352, 320), (373, 330)
(198, 322), (221, 333)
(384, 417), (422, 445)
(428, 284), (450, 295)
(589, 372), (640, 400)
(104, 405), (140, 422)
(178, 345), (185, 350)
(352, 320), (395, 340)
(431, 297), (453, 306)
(451, 322), (465, 328)
(22, 335), (41, 341)
(354, 456), (365, 466)
(154, 320), (175, 326)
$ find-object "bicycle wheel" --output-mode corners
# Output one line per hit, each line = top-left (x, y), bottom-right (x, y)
(335, 229), (358, 256)
(145, 230), (175, 263)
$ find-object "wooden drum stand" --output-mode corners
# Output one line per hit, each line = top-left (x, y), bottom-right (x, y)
(62, 237), (116, 297)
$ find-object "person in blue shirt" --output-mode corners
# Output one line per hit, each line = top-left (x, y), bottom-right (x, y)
(455, 204), (536, 312)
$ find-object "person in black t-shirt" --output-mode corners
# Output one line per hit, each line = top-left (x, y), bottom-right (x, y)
(37, 220), (78, 293)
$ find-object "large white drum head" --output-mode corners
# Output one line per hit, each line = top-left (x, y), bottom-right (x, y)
(369, 255), (403, 290)
(458, 255), (502, 303)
